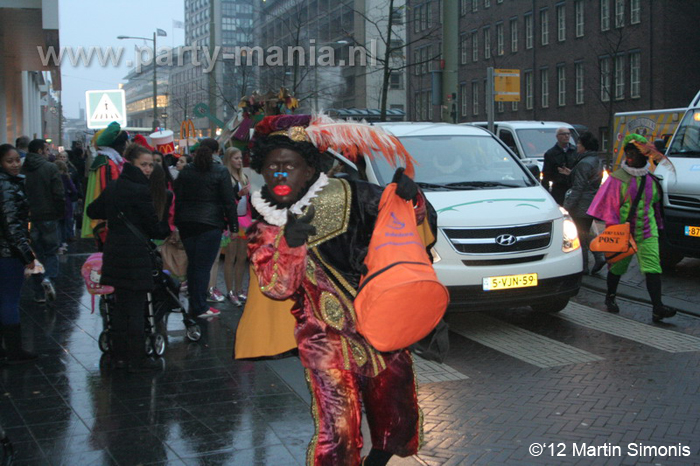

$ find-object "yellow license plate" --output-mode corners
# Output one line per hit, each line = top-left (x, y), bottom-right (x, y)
(483, 273), (538, 291)
(685, 226), (700, 237)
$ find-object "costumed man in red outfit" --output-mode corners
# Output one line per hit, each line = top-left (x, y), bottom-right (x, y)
(244, 115), (435, 466)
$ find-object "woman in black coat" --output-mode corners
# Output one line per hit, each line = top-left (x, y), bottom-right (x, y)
(87, 143), (169, 371)
(0, 144), (38, 364)
(174, 140), (237, 318)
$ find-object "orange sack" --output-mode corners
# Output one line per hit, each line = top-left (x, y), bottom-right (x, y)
(354, 183), (449, 352)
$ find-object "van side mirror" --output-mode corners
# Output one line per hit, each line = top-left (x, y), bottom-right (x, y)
(525, 163), (540, 180)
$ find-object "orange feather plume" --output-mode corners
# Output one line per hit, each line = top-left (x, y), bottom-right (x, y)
(305, 115), (416, 178)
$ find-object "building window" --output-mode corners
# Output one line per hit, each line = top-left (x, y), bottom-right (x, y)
(389, 72), (403, 90)
(472, 0), (478, 13)
(600, 126), (610, 152)
(615, 0), (624, 27)
(525, 13), (533, 49)
(461, 83), (468, 116)
(614, 54), (625, 100)
(484, 0), (490, 8)
(484, 27), (491, 59)
(414, 7), (420, 32)
(557, 64), (566, 106)
(415, 92), (421, 120)
(472, 30), (479, 62)
(427, 2), (433, 28)
(472, 81), (479, 115)
(511, 100), (518, 112)
(460, 33), (468, 64)
(510, 17), (518, 52)
(497, 101), (504, 113)
(525, 70), (533, 109)
(630, 51), (640, 98)
(414, 50), (420, 76)
(557, 4), (566, 42)
(460, 0), (468, 16)
(540, 9), (549, 46)
(541, 68), (549, 108)
(600, 56), (611, 102)
(496, 23), (504, 56)
(575, 0), (584, 37)
(601, 0), (610, 31)
(421, 92), (428, 120)
(630, 0), (641, 24)
(575, 61), (584, 104)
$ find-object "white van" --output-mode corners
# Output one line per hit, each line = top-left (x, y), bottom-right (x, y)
(653, 90), (700, 267)
(341, 123), (583, 312)
(466, 121), (579, 170)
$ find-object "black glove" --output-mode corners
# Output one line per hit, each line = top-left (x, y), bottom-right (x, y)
(285, 205), (316, 248)
(392, 167), (418, 201)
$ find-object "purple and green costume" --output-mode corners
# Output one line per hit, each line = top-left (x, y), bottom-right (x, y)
(587, 167), (663, 274)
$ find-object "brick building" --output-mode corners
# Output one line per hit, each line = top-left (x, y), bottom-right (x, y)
(407, 0), (700, 151)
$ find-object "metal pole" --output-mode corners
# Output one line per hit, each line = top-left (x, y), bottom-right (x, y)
(486, 67), (495, 134)
(153, 31), (158, 130)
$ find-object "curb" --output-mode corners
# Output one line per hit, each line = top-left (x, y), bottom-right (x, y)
(581, 274), (699, 318)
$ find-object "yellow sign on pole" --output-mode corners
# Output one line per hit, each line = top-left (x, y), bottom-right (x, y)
(494, 69), (520, 102)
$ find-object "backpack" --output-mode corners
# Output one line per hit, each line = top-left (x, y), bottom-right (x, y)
(354, 183), (449, 352)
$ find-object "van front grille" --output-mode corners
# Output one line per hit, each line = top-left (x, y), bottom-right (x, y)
(443, 221), (553, 254)
(668, 195), (700, 210)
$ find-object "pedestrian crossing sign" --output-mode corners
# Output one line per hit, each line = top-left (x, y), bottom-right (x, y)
(85, 90), (127, 129)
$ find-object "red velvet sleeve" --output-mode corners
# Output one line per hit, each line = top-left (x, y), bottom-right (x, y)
(248, 222), (308, 300)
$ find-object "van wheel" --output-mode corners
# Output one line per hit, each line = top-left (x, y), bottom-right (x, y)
(531, 298), (569, 313)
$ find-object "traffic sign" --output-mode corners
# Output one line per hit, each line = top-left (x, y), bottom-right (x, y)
(85, 90), (127, 129)
(494, 69), (520, 102)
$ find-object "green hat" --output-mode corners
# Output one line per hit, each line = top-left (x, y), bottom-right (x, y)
(96, 122), (123, 146)
(622, 133), (648, 148)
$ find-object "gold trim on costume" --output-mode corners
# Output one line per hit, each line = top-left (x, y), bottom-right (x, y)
(270, 126), (308, 142)
(320, 292), (345, 331)
(259, 230), (285, 293)
(307, 178), (352, 248)
(304, 369), (320, 466)
(347, 338), (368, 367)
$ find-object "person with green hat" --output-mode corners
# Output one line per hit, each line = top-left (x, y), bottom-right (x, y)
(81, 122), (129, 238)
(587, 133), (676, 323)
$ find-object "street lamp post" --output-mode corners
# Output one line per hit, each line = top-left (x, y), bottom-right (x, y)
(117, 30), (166, 131)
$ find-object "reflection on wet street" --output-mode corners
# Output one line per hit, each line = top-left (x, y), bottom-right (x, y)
(1, 244), (312, 465)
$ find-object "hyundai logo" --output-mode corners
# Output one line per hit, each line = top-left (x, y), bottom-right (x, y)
(495, 234), (518, 246)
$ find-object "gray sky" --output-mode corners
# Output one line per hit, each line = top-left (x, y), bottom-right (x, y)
(59, 0), (185, 118)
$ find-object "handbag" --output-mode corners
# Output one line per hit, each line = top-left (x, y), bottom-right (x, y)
(159, 236), (188, 279)
(590, 175), (646, 264)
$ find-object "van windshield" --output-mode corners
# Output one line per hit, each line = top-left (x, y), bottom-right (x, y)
(370, 135), (536, 190)
(668, 109), (700, 157)
(516, 128), (577, 159)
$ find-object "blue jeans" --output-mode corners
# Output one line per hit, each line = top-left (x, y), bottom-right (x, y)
(0, 257), (25, 325)
(182, 228), (222, 316)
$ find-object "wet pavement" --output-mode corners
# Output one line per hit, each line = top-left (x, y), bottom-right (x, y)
(2, 240), (700, 465)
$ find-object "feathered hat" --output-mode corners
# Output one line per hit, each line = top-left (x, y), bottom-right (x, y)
(251, 114), (416, 177)
(622, 133), (672, 173)
(132, 134), (154, 152)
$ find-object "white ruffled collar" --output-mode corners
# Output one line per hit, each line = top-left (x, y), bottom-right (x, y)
(251, 172), (329, 226)
(621, 160), (649, 177)
(97, 147), (124, 166)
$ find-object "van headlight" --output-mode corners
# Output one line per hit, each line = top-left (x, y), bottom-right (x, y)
(560, 207), (580, 252)
(429, 247), (442, 263)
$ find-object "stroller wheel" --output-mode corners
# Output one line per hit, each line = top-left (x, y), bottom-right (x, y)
(186, 324), (202, 342)
(151, 334), (166, 356)
(98, 331), (110, 352)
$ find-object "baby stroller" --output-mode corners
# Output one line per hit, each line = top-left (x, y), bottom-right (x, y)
(85, 225), (201, 358)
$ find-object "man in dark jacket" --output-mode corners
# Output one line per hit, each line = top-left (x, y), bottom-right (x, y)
(542, 127), (577, 205)
(21, 139), (65, 302)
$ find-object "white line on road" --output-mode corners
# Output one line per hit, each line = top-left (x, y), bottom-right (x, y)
(558, 302), (700, 353)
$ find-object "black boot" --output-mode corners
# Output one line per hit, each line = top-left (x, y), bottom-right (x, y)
(0, 323), (6, 363)
(605, 272), (622, 313)
(362, 449), (393, 466)
(2, 324), (38, 364)
(590, 253), (607, 275)
(646, 273), (677, 322)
